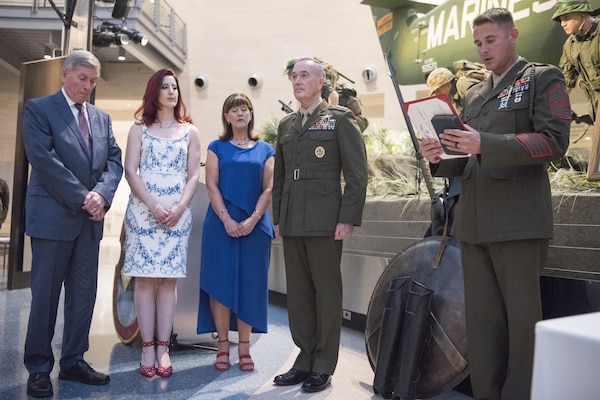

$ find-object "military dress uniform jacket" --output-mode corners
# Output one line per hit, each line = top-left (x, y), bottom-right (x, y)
(435, 58), (571, 244)
(272, 101), (368, 237)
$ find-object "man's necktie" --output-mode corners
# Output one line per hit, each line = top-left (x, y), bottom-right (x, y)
(74, 103), (91, 152)
(302, 111), (310, 126)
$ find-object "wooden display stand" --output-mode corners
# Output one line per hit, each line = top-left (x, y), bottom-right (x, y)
(586, 103), (600, 181)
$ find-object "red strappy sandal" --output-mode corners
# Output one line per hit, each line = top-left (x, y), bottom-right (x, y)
(140, 340), (157, 378)
(156, 340), (173, 378)
(238, 340), (254, 372)
(215, 338), (230, 371)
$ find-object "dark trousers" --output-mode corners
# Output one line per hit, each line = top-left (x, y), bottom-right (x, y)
(282, 236), (343, 375)
(461, 239), (548, 400)
(24, 220), (100, 374)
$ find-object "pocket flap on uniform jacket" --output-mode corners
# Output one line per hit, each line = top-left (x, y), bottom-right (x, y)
(489, 164), (544, 181)
(307, 131), (334, 141)
(279, 134), (294, 145)
(304, 180), (339, 196)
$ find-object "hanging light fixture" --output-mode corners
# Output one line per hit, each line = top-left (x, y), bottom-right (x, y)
(119, 26), (148, 46)
(118, 46), (126, 61)
(92, 22), (148, 48)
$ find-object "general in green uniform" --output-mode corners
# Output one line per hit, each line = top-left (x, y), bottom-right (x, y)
(272, 57), (368, 393)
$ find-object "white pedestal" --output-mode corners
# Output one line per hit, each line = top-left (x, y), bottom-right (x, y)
(531, 312), (600, 400)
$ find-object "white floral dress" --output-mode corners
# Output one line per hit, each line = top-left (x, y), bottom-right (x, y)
(124, 124), (192, 278)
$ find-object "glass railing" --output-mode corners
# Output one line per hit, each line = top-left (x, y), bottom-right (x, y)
(0, 1), (65, 7)
(140, 0), (186, 54)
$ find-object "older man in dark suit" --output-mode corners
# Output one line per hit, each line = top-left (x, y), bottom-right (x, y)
(22, 50), (123, 398)
(272, 57), (368, 393)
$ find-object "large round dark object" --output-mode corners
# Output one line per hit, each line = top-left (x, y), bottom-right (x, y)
(365, 236), (468, 399)
(112, 227), (140, 344)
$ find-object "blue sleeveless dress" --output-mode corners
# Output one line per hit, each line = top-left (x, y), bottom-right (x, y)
(197, 139), (275, 334)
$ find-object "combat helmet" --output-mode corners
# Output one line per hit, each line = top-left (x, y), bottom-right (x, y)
(426, 68), (455, 95)
(552, 0), (594, 21)
(283, 58), (298, 77)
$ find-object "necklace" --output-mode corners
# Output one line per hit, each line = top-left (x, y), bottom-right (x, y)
(156, 119), (178, 129)
(231, 137), (249, 146)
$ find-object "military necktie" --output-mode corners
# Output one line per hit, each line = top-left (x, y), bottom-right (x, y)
(302, 111), (310, 126)
(74, 103), (91, 152)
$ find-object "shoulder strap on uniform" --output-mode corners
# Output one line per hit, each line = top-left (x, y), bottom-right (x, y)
(526, 64), (535, 123)
(513, 62), (537, 123)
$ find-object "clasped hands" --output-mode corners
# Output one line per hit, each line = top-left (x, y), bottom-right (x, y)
(223, 214), (257, 238)
(152, 203), (184, 228)
(420, 125), (481, 163)
(82, 191), (107, 221)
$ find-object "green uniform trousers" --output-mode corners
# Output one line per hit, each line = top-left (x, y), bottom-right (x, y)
(282, 235), (343, 375)
(461, 239), (548, 400)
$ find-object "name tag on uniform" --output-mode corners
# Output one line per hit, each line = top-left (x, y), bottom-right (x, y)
(308, 115), (336, 130)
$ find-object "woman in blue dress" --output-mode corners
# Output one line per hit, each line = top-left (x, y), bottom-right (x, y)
(198, 93), (275, 372)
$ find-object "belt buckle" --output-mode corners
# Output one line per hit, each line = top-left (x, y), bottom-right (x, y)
(293, 169), (300, 180)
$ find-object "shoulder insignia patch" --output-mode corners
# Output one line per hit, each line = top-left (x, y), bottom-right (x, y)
(547, 82), (571, 120)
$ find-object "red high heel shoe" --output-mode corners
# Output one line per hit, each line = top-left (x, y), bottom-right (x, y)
(140, 340), (156, 378)
(156, 340), (173, 378)
(238, 340), (254, 372)
(214, 338), (230, 371)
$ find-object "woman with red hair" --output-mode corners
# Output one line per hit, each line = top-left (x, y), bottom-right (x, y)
(123, 68), (202, 378)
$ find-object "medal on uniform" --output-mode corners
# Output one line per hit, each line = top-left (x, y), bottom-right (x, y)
(514, 93), (522, 103)
(498, 85), (513, 110)
(309, 115), (336, 130)
(315, 146), (325, 158)
(513, 77), (530, 104)
(498, 77), (530, 108)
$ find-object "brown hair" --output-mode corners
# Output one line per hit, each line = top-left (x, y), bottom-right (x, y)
(220, 93), (257, 141)
(473, 7), (515, 28)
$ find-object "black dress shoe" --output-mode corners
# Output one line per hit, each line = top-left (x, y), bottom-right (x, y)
(302, 372), (332, 392)
(27, 372), (53, 398)
(273, 368), (310, 386)
(59, 360), (110, 385)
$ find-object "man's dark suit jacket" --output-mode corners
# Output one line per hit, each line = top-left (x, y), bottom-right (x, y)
(22, 90), (123, 241)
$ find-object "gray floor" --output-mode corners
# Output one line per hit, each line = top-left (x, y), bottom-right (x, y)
(0, 236), (473, 399)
